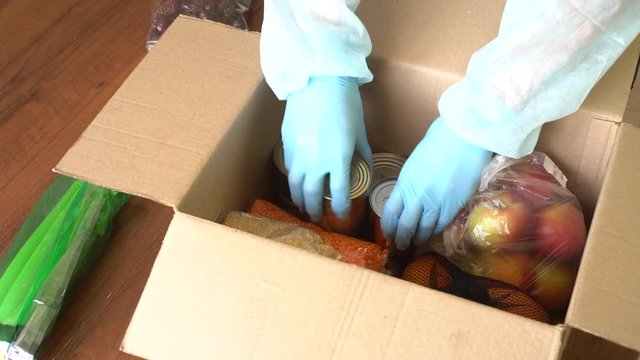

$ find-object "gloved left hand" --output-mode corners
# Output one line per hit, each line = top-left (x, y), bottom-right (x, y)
(282, 76), (372, 222)
(381, 117), (493, 249)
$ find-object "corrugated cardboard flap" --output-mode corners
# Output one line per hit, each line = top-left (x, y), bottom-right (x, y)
(621, 58), (640, 126)
(566, 123), (640, 351)
(55, 17), (270, 209)
(122, 212), (565, 360)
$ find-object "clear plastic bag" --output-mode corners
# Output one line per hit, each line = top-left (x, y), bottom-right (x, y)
(223, 211), (340, 259)
(248, 199), (388, 272)
(0, 177), (129, 359)
(147, 0), (252, 50)
(433, 152), (586, 318)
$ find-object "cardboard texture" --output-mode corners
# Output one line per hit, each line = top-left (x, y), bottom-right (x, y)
(623, 62), (640, 126)
(56, 17), (282, 219)
(566, 123), (640, 351)
(123, 213), (564, 360)
(54, 2), (640, 358)
(563, 46), (640, 351)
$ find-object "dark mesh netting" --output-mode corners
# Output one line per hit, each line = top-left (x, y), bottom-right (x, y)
(402, 252), (550, 323)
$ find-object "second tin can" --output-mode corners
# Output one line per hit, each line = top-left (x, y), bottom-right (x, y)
(369, 178), (396, 250)
(273, 141), (372, 237)
(372, 153), (406, 187)
(369, 178), (415, 275)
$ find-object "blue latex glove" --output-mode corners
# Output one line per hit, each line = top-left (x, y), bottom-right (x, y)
(282, 76), (372, 222)
(381, 117), (493, 249)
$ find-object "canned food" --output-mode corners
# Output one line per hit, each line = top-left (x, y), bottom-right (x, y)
(369, 178), (396, 249)
(273, 141), (372, 236)
(273, 143), (306, 218)
(372, 153), (406, 186)
(369, 178), (415, 275)
(273, 141), (291, 204)
(275, 184), (307, 220)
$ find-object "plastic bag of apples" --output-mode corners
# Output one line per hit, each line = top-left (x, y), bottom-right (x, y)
(436, 151), (587, 319)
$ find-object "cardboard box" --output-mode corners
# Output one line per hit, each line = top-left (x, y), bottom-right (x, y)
(55, 2), (640, 359)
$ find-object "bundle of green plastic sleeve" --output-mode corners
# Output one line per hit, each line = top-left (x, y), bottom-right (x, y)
(0, 177), (129, 360)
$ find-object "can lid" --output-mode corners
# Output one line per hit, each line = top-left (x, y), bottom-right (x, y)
(273, 141), (288, 175)
(273, 141), (372, 200)
(372, 153), (406, 186)
(369, 178), (397, 217)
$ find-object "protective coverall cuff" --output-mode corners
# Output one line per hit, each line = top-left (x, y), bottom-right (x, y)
(438, 77), (541, 159)
(279, 71), (373, 101)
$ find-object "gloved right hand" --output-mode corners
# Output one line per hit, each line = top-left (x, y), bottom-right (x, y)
(381, 117), (493, 249)
(282, 76), (372, 223)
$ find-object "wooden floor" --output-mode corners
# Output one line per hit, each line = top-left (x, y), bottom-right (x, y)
(0, 1), (636, 359)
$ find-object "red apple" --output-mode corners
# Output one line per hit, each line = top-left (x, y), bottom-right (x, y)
(531, 262), (578, 313)
(490, 178), (559, 206)
(474, 252), (535, 290)
(465, 192), (534, 250)
(490, 162), (566, 205)
(536, 203), (586, 261)
(511, 162), (559, 184)
(517, 179), (566, 205)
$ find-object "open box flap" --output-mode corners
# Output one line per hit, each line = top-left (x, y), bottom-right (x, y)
(358, 0), (504, 78)
(566, 122), (640, 351)
(55, 17), (281, 214)
(122, 212), (565, 360)
(620, 63), (640, 126)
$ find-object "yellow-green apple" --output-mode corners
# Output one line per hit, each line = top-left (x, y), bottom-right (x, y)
(474, 252), (535, 290)
(531, 262), (578, 313)
(465, 192), (534, 250)
(536, 203), (586, 261)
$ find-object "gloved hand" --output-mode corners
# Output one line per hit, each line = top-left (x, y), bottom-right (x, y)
(282, 76), (372, 222)
(382, 117), (493, 249)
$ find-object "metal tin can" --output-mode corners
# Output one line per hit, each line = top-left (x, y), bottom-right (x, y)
(273, 142), (305, 217)
(273, 141), (372, 236)
(369, 178), (415, 275)
(372, 153), (406, 187)
(369, 178), (396, 249)
(274, 182), (308, 220)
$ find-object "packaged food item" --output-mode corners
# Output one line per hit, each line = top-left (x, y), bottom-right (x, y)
(146, 0), (252, 50)
(272, 141), (372, 237)
(248, 199), (387, 271)
(433, 152), (586, 317)
(0, 177), (129, 359)
(368, 178), (415, 275)
(371, 153), (406, 186)
(223, 211), (340, 259)
(403, 252), (550, 323)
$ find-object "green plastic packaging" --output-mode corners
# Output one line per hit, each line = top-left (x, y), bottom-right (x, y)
(0, 177), (129, 359)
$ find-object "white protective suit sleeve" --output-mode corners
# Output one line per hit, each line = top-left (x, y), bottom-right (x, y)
(260, 0), (373, 100)
(439, 0), (640, 158)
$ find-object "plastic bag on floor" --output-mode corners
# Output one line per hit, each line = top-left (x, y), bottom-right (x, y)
(147, 0), (252, 50)
(0, 177), (129, 360)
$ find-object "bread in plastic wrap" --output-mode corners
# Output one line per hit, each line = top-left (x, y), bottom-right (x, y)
(248, 199), (387, 271)
(223, 211), (340, 260)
